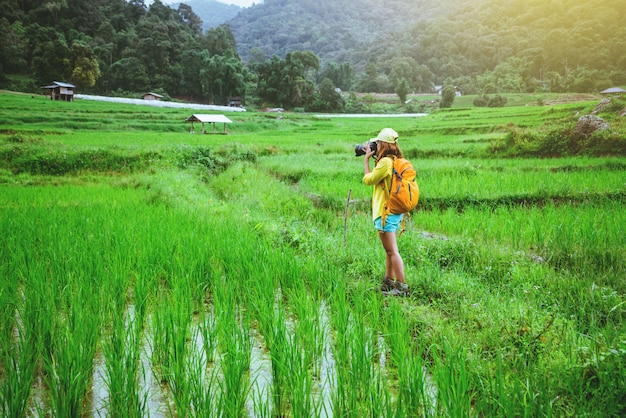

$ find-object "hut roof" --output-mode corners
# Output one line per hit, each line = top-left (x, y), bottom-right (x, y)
(600, 87), (626, 94)
(185, 114), (233, 124)
(41, 81), (76, 89)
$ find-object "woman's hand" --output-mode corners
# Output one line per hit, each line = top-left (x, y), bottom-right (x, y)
(363, 143), (375, 175)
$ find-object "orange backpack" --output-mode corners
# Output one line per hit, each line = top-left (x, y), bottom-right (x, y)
(382, 156), (419, 234)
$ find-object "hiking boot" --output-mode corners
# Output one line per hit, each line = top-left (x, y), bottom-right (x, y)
(381, 276), (395, 292)
(383, 280), (410, 297)
(382, 287), (404, 296)
(395, 281), (410, 296)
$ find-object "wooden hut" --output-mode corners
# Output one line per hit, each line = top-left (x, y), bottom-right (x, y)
(40, 81), (75, 101)
(227, 96), (243, 107)
(142, 92), (164, 101)
(185, 114), (233, 134)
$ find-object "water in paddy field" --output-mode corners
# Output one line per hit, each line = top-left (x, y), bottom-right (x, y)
(24, 299), (436, 417)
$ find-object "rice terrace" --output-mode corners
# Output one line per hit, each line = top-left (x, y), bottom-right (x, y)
(1, 90), (626, 417)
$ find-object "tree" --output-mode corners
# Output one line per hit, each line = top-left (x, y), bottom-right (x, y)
(177, 4), (203, 36)
(105, 57), (150, 92)
(204, 24), (238, 58)
(200, 50), (247, 104)
(291, 50), (319, 79)
(440, 85), (455, 108)
(395, 78), (409, 104)
(390, 57), (418, 92)
(357, 60), (390, 93)
(0, 19), (27, 75)
(414, 64), (434, 93)
(180, 49), (204, 101)
(319, 62), (353, 92)
(251, 51), (320, 109)
(69, 42), (101, 87)
(315, 77), (344, 112)
(29, 28), (70, 84)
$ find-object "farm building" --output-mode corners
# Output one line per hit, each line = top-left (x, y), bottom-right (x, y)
(142, 92), (164, 101)
(40, 81), (75, 101)
(227, 96), (243, 107)
(600, 87), (626, 96)
(185, 114), (233, 134)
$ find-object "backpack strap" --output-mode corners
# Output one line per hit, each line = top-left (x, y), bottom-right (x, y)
(380, 155), (394, 229)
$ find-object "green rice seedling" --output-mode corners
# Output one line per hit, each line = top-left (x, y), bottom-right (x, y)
(251, 386), (272, 417)
(217, 312), (252, 418)
(432, 342), (473, 417)
(476, 352), (555, 417)
(327, 286), (384, 415)
(43, 285), (101, 417)
(0, 290), (37, 418)
(327, 283), (354, 416)
(198, 306), (218, 365)
(149, 281), (194, 417)
(187, 323), (220, 417)
(213, 277), (252, 417)
(248, 330), (273, 417)
(286, 281), (325, 378)
(102, 306), (146, 418)
(284, 329), (321, 418)
(259, 294), (290, 416)
(383, 300), (434, 417)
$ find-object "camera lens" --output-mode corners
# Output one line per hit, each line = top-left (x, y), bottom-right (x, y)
(354, 142), (377, 157)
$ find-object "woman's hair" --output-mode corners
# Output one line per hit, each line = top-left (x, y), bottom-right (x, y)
(375, 141), (404, 164)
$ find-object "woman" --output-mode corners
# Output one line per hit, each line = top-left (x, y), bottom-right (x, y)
(362, 128), (410, 296)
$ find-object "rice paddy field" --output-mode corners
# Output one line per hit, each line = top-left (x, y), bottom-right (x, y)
(1, 90), (625, 417)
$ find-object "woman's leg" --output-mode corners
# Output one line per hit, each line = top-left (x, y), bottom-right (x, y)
(378, 231), (405, 283)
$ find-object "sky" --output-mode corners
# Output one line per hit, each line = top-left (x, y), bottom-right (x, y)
(160, 0), (259, 8)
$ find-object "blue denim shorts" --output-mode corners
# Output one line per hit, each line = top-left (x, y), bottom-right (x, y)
(374, 213), (404, 233)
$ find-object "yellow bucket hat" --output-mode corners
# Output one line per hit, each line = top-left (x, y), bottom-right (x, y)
(371, 128), (399, 143)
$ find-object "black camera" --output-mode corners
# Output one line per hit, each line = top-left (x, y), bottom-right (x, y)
(354, 141), (377, 157)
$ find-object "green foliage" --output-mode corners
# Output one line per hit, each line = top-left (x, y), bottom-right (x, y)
(172, 143), (257, 176)
(474, 94), (508, 107)
(307, 78), (344, 112)
(0, 141), (158, 175)
(229, 0), (626, 95)
(395, 78), (409, 104)
(491, 123), (626, 158)
(200, 50), (248, 104)
(252, 51), (320, 109)
(440, 85), (456, 108)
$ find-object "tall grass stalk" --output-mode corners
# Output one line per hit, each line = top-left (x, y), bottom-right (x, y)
(384, 300), (434, 417)
(43, 284), (101, 417)
(433, 342), (472, 417)
(150, 279), (193, 416)
(0, 290), (37, 417)
(214, 277), (252, 417)
(102, 305), (146, 417)
(187, 323), (219, 416)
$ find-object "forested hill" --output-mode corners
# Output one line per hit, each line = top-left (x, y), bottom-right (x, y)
(0, 0), (624, 105)
(227, 0), (461, 66)
(228, 0), (626, 91)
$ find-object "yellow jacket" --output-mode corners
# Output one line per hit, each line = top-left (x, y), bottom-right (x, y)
(362, 156), (392, 220)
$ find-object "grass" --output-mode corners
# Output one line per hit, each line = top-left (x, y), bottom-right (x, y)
(0, 90), (625, 417)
